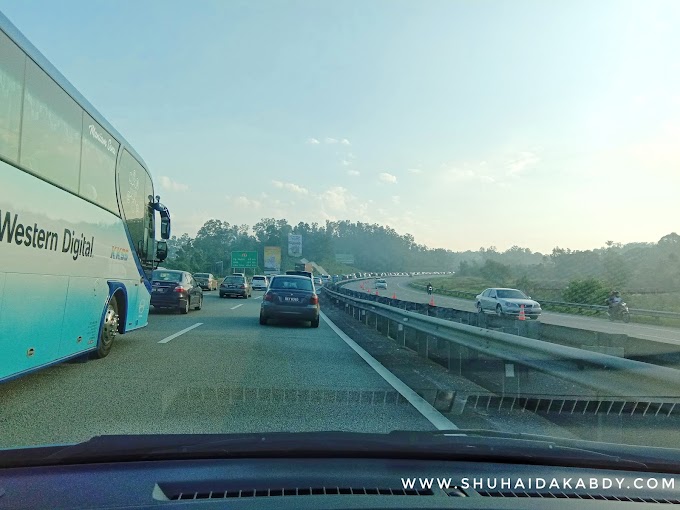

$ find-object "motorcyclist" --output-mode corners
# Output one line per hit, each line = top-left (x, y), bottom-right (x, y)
(426, 282), (433, 295)
(606, 290), (623, 316)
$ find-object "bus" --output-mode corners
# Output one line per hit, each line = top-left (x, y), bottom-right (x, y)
(0, 11), (171, 383)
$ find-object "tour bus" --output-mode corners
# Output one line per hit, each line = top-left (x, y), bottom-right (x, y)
(0, 12), (170, 383)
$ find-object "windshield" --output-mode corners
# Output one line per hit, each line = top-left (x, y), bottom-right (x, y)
(497, 289), (528, 299)
(152, 271), (182, 283)
(2, 0), (680, 470)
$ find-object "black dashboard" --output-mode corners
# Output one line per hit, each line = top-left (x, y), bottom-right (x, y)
(1, 457), (679, 509)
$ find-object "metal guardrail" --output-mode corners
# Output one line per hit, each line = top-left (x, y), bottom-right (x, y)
(323, 285), (680, 400)
(408, 283), (680, 319)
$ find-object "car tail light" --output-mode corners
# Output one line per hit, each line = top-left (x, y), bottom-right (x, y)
(174, 286), (186, 293)
(264, 293), (274, 302)
(240, 284), (246, 289)
(310, 294), (319, 305)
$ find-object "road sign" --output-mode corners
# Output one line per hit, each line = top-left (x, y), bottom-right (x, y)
(231, 251), (258, 268)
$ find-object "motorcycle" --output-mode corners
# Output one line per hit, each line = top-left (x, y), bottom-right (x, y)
(426, 285), (433, 295)
(607, 302), (630, 323)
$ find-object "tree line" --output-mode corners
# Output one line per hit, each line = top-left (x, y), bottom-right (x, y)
(162, 218), (680, 303)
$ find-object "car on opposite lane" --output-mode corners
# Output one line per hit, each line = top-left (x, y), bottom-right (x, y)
(151, 269), (203, 314)
(251, 275), (269, 291)
(259, 275), (320, 328)
(476, 287), (542, 319)
(193, 272), (217, 291)
(219, 275), (252, 298)
(375, 278), (387, 290)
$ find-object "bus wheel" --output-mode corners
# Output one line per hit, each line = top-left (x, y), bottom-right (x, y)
(93, 297), (119, 359)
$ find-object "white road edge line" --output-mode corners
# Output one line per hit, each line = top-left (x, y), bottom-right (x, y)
(158, 323), (203, 344)
(319, 310), (458, 431)
(254, 295), (263, 300)
(230, 304), (244, 310)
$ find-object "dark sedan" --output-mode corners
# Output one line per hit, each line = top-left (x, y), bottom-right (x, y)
(150, 269), (203, 314)
(219, 275), (252, 298)
(259, 275), (319, 327)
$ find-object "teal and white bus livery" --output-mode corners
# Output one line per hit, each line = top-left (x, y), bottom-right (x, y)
(0, 11), (170, 383)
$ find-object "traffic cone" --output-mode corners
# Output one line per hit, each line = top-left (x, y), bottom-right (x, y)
(518, 305), (526, 321)
(375, 290), (380, 296)
(429, 296), (435, 306)
(392, 293), (397, 299)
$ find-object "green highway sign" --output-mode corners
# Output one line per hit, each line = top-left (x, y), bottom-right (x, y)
(231, 251), (258, 268)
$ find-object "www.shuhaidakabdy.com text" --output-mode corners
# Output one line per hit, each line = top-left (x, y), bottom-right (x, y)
(401, 477), (676, 491)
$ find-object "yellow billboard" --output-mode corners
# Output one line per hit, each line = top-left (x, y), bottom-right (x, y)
(263, 246), (281, 274)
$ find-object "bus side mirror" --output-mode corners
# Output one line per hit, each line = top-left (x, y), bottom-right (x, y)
(160, 216), (171, 239)
(156, 241), (168, 262)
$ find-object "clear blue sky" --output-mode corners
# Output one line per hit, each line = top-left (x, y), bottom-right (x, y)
(2, 0), (679, 252)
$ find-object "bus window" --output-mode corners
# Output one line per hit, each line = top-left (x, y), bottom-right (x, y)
(0, 30), (24, 162)
(20, 58), (82, 193)
(80, 113), (119, 214)
(118, 149), (153, 263)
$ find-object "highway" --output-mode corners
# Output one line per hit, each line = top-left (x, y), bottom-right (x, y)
(3, 285), (679, 450)
(343, 276), (680, 345)
(0, 291), (440, 448)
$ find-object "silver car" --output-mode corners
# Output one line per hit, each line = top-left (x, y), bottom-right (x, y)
(476, 288), (542, 319)
(193, 272), (217, 291)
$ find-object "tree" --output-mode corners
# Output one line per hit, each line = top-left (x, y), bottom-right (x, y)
(479, 260), (512, 284)
(562, 278), (609, 305)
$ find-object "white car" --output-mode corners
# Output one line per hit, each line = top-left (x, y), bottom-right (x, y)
(251, 275), (269, 290)
(375, 278), (387, 290)
(475, 288), (542, 319)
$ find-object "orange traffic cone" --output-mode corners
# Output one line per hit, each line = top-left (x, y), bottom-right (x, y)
(375, 290), (380, 296)
(392, 293), (397, 299)
(429, 296), (435, 306)
(518, 305), (526, 321)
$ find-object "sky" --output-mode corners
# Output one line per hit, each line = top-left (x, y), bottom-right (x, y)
(1, 0), (679, 253)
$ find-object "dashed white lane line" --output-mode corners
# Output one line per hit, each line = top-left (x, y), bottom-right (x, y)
(230, 304), (244, 310)
(319, 310), (458, 431)
(158, 323), (203, 344)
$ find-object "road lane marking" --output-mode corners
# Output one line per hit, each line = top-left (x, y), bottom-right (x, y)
(254, 295), (263, 300)
(158, 323), (203, 344)
(320, 311), (458, 431)
(231, 304), (244, 310)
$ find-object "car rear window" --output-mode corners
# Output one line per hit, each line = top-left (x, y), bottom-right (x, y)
(152, 271), (183, 282)
(223, 276), (245, 284)
(252, 276), (266, 281)
(270, 277), (313, 291)
(194, 273), (209, 278)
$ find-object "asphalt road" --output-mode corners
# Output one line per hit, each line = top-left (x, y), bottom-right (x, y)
(0, 291), (439, 449)
(342, 276), (680, 345)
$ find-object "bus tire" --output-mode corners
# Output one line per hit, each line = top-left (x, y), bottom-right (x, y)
(93, 296), (119, 359)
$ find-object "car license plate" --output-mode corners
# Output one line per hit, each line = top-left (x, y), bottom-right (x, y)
(284, 297), (299, 302)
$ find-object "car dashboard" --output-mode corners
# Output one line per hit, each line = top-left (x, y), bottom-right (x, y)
(1, 457), (678, 509)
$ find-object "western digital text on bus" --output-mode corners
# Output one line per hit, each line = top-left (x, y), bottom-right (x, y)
(1, 210), (95, 261)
